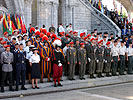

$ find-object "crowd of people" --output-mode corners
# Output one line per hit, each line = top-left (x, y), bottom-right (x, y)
(0, 23), (133, 93)
(92, 0), (133, 37)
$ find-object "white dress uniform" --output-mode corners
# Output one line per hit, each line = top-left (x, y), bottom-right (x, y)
(59, 25), (65, 33)
(126, 46), (133, 74)
(111, 45), (119, 75)
(24, 46), (30, 56)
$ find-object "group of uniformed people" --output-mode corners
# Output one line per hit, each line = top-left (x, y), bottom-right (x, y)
(0, 26), (133, 92)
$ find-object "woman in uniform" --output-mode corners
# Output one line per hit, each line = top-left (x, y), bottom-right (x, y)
(29, 48), (41, 89)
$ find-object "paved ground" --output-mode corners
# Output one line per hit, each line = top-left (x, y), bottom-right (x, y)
(2, 82), (133, 100)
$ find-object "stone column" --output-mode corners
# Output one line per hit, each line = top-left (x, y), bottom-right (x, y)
(24, 0), (33, 28)
(37, 0), (59, 31)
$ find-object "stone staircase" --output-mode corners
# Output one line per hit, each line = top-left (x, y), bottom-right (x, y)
(80, 0), (121, 36)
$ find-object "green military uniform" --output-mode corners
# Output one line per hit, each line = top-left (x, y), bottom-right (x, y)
(78, 48), (87, 79)
(104, 47), (112, 77)
(96, 46), (104, 78)
(88, 44), (97, 78)
(66, 47), (77, 80)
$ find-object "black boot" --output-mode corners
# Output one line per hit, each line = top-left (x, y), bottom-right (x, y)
(9, 86), (14, 91)
(90, 74), (93, 79)
(100, 73), (104, 77)
(106, 72), (111, 77)
(1, 87), (4, 93)
(21, 85), (27, 90)
(97, 73), (101, 78)
(15, 86), (19, 91)
(58, 83), (63, 86)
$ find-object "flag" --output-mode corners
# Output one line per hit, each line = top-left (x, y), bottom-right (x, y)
(2, 14), (8, 33)
(0, 14), (4, 24)
(17, 15), (21, 32)
(101, 4), (104, 13)
(98, 0), (102, 11)
(11, 14), (18, 29)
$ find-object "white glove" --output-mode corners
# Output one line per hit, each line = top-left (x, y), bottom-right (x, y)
(96, 60), (99, 63)
(88, 58), (91, 62)
(58, 60), (61, 63)
(58, 63), (62, 67)
(47, 58), (50, 61)
(105, 60), (107, 63)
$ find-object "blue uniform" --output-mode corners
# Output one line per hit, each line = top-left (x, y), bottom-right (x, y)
(14, 50), (26, 86)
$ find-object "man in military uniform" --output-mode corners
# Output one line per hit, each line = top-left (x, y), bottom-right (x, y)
(104, 41), (112, 77)
(78, 43), (87, 80)
(119, 41), (126, 75)
(67, 42), (77, 80)
(88, 38), (97, 78)
(63, 41), (70, 76)
(74, 39), (80, 75)
(111, 40), (120, 76)
(14, 43), (27, 91)
(96, 40), (104, 78)
(1, 45), (14, 92)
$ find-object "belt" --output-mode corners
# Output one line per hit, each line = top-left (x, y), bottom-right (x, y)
(4, 62), (12, 64)
(98, 54), (103, 55)
(120, 55), (125, 56)
(106, 55), (110, 56)
(17, 61), (25, 63)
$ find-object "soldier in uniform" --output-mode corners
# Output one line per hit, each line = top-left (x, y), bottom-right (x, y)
(63, 41), (70, 76)
(40, 37), (52, 82)
(88, 38), (97, 78)
(119, 41), (126, 75)
(74, 39), (80, 75)
(67, 42), (77, 80)
(96, 40), (104, 78)
(79, 33), (85, 43)
(52, 44), (64, 87)
(104, 41), (112, 77)
(111, 40), (120, 76)
(126, 42), (133, 74)
(78, 43), (87, 80)
(1, 45), (14, 92)
(14, 43), (27, 91)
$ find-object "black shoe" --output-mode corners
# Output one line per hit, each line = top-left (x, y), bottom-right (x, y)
(54, 84), (57, 87)
(9, 87), (14, 92)
(82, 78), (86, 80)
(15, 86), (19, 91)
(72, 78), (75, 80)
(35, 86), (40, 89)
(119, 73), (126, 75)
(21, 86), (27, 90)
(40, 80), (44, 83)
(106, 73), (111, 77)
(69, 78), (73, 81)
(32, 86), (35, 89)
(1, 87), (4, 93)
(58, 83), (63, 86)
(80, 78), (83, 80)
(100, 73), (104, 77)
(48, 80), (52, 82)
(98, 73), (101, 78)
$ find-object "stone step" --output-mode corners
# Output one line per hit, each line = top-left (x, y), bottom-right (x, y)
(1, 74), (133, 99)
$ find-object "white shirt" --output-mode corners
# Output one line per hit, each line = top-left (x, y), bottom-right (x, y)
(98, 36), (103, 41)
(111, 45), (119, 56)
(103, 40), (107, 46)
(29, 54), (40, 63)
(59, 26), (65, 33)
(119, 46), (126, 55)
(22, 40), (28, 48)
(27, 51), (33, 59)
(63, 46), (69, 56)
(126, 47), (133, 56)
(24, 46), (29, 55)
(117, 42), (121, 48)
